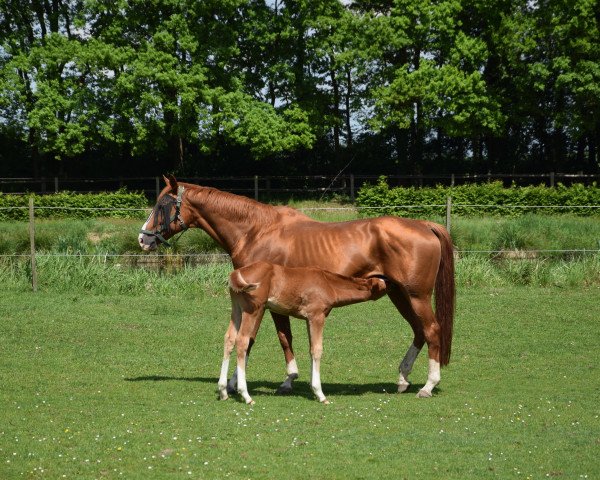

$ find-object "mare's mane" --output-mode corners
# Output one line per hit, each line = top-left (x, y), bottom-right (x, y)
(188, 185), (285, 225)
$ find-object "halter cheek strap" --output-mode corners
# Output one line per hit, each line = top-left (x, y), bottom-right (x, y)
(140, 185), (188, 247)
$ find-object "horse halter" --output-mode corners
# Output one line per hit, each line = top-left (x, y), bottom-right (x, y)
(140, 185), (188, 247)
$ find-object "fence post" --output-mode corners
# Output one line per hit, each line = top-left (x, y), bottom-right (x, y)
(254, 175), (259, 200)
(54, 177), (59, 193)
(451, 174), (455, 187)
(350, 174), (355, 202)
(155, 177), (160, 200)
(29, 197), (38, 292)
(550, 172), (555, 187)
(446, 196), (452, 234)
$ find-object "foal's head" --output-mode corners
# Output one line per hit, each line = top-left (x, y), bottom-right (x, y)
(367, 277), (389, 300)
(138, 175), (189, 251)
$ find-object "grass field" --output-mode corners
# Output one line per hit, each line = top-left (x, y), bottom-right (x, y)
(1, 285), (598, 479)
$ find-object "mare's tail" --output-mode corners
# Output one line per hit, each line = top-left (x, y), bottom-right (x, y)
(429, 223), (456, 366)
(229, 269), (260, 293)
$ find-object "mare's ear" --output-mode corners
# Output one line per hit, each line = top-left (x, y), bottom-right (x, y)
(163, 174), (178, 194)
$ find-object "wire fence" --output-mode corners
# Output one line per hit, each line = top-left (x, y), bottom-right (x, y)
(1, 172), (599, 199)
(1, 202), (598, 259)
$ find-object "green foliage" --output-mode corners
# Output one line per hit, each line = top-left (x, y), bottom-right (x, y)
(356, 177), (600, 217)
(0, 190), (148, 221)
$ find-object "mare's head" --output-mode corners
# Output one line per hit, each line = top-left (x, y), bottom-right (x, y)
(138, 175), (189, 251)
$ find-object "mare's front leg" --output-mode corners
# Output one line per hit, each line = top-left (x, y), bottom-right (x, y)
(307, 314), (328, 404)
(272, 312), (299, 394)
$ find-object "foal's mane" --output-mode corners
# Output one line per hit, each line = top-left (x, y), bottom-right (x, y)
(186, 184), (284, 225)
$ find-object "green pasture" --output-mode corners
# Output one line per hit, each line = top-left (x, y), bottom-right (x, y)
(1, 285), (599, 479)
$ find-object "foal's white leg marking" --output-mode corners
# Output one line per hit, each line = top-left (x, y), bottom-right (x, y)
(417, 359), (441, 398)
(236, 365), (254, 405)
(310, 356), (328, 404)
(278, 359), (299, 394)
(227, 353), (248, 394)
(397, 343), (421, 393)
(218, 357), (230, 400)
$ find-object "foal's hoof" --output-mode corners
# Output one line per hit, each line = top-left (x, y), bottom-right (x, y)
(397, 382), (411, 393)
(321, 399), (330, 405)
(416, 389), (432, 398)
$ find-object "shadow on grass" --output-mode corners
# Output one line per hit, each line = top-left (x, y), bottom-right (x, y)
(124, 375), (428, 399)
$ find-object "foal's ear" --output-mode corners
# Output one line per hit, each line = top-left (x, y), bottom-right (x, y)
(163, 174), (178, 194)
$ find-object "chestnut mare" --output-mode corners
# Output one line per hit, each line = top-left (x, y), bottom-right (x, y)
(139, 175), (455, 398)
(221, 261), (388, 405)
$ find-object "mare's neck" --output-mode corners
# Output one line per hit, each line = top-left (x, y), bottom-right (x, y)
(185, 186), (278, 254)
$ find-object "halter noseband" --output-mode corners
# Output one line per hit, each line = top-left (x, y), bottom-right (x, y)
(140, 185), (188, 247)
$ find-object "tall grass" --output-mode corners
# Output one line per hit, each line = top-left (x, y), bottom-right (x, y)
(1, 213), (599, 255)
(2, 253), (599, 295)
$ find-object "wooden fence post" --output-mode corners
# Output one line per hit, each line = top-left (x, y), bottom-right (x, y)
(350, 174), (355, 202)
(29, 197), (38, 292)
(446, 196), (452, 234)
(550, 172), (555, 187)
(254, 175), (259, 200)
(155, 177), (160, 200)
(54, 177), (59, 193)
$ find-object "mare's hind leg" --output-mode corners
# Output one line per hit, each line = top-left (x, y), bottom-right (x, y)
(394, 291), (442, 398)
(272, 312), (299, 394)
(388, 287), (426, 393)
(411, 296), (442, 397)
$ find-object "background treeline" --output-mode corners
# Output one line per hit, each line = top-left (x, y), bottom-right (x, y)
(1, 0), (599, 179)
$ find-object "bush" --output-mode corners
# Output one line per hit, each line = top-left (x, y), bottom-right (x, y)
(356, 177), (600, 217)
(0, 189), (148, 220)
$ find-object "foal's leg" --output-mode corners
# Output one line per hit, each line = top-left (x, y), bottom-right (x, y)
(236, 309), (265, 405)
(306, 313), (328, 404)
(218, 303), (241, 400)
(272, 312), (299, 394)
(388, 287), (426, 393)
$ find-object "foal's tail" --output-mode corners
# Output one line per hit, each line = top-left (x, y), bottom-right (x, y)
(429, 223), (456, 367)
(229, 269), (260, 293)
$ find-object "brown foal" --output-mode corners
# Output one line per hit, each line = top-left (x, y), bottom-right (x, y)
(218, 261), (388, 404)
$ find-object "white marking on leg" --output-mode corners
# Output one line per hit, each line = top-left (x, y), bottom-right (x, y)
(398, 343), (421, 392)
(417, 359), (440, 398)
(228, 353), (248, 393)
(236, 365), (254, 405)
(279, 359), (299, 393)
(310, 356), (327, 404)
(218, 357), (230, 400)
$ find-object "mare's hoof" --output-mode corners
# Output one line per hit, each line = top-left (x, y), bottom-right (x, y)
(397, 382), (410, 393)
(276, 384), (293, 395)
(416, 389), (432, 398)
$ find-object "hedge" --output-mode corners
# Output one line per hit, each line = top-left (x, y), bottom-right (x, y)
(0, 189), (148, 221)
(356, 177), (600, 217)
